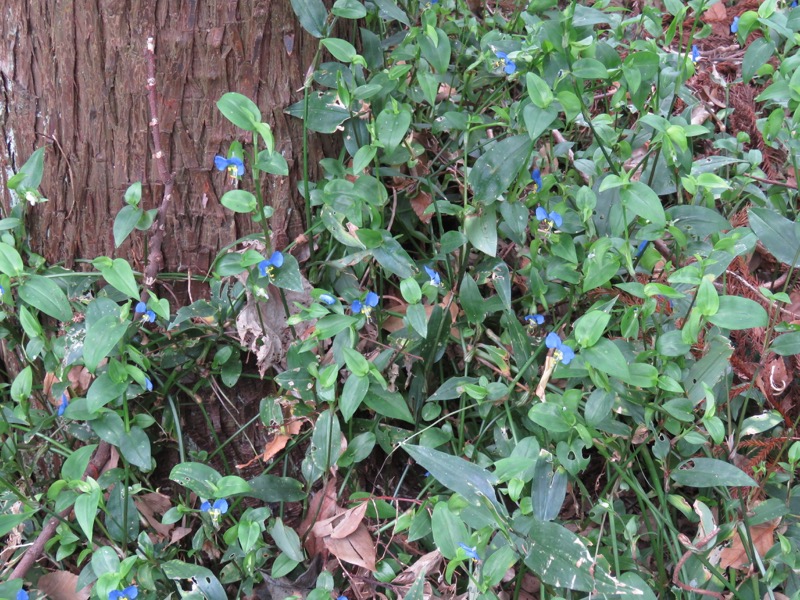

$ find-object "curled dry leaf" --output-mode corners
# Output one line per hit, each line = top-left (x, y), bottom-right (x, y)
(299, 477), (339, 556)
(36, 571), (91, 600)
(312, 502), (368, 540)
(719, 519), (778, 570)
(236, 418), (304, 469)
(307, 500), (376, 571)
(134, 492), (174, 540)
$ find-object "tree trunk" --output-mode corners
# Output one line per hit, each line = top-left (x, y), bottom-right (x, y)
(0, 0), (320, 276)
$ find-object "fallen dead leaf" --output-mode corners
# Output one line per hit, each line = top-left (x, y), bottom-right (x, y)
(409, 189), (433, 224)
(702, 0), (727, 22)
(312, 502), (368, 539)
(299, 477), (339, 556)
(134, 492), (174, 540)
(322, 521), (376, 571)
(168, 526), (193, 548)
(392, 550), (443, 586)
(719, 519), (778, 569)
(37, 571), (91, 600)
(237, 419), (304, 469)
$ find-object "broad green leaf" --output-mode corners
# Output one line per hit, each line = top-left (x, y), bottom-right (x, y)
(743, 38), (775, 82)
(364, 386), (414, 423)
(431, 503), (469, 560)
(468, 135), (533, 204)
(770, 331), (800, 355)
(270, 518), (305, 562)
(532, 458), (568, 521)
(695, 276), (719, 316)
(62, 444), (97, 481)
(162, 561), (227, 600)
(220, 190), (257, 214)
(403, 444), (500, 509)
(526, 72), (554, 108)
(113, 205), (144, 247)
(376, 106), (412, 154)
(573, 310), (611, 348)
(119, 426), (151, 470)
(748, 207), (800, 267)
(418, 28), (450, 74)
(373, 0), (410, 25)
(708, 296), (768, 330)
(246, 474), (306, 502)
(272, 253), (305, 293)
(332, 0), (367, 18)
(522, 105), (558, 142)
(572, 58), (608, 79)
(371, 234), (416, 278)
(620, 182), (666, 228)
(289, 0), (329, 37)
(309, 409), (342, 474)
(0, 242), (24, 276)
(465, 204), (497, 257)
(321, 38), (358, 63)
(94, 258), (139, 300)
(286, 92), (349, 133)
(169, 462), (222, 498)
(483, 546), (518, 588)
(255, 150), (289, 176)
(74, 487), (102, 544)
(340, 374), (369, 422)
(582, 338), (629, 379)
(10, 366), (32, 403)
(406, 303), (428, 338)
(18, 275), (73, 321)
(217, 92), (261, 131)
(86, 373), (128, 413)
(84, 315), (128, 372)
(671, 458), (757, 487)
(6, 147), (45, 191)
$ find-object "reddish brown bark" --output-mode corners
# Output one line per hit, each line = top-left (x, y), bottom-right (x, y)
(0, 0), (320, 274)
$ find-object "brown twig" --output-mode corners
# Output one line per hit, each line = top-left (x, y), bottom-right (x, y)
(141, 36), (175, 300)
(672, 528), (724, 599)
(9, 442), (111, 581)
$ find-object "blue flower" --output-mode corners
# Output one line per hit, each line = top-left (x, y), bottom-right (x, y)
(691, 45), (700, 63)
(319, 293), (337, 305)
(109, 586), (138, 600)
(525, 314), (545, 326)
(135, 301), (156, 323)
(144, 377), (153, 392)
(424, 266), (441, 287)
(635, 240), (649, 258)
(201, 498), (229, 521)
(17, 589), (29, 600)
(458, 542), (480, 561)
(352, 291), (379, 318)
(495, 51), (517, 75)
(258, 251), (284, 279)
(0, 284), (4, 297)
(730, 16), (739, 33)
(214, 155), (245, 180)
(531, 168), (543, 192)
(337, 596), (348, 600)
(58, 393), (69, 416)
(545, 332), (575, 365)
(535, 206), (563, 229)
(792, 1), (798, 7)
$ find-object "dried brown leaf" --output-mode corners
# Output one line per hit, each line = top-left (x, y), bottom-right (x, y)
(392, 550), (443, 586)
(37, 571), (90, 600)
(409, 190), (433, 224)
(719, 520), (778, 569)
(134, 492), (174, 540)
(322, 522), (376, 571)
(299, 477), (338, 556)
(702, 1), (727, 22)
(312, 502), (368, 540)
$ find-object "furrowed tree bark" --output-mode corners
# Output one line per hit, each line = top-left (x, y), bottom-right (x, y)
(0, 0), (323, 276)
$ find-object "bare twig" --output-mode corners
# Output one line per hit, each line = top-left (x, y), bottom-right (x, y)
(672, 528), (724, 599)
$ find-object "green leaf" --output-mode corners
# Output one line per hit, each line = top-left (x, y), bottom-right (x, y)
(465, 204), (497, 257)
(459, 276), (484, 323)
(119, 426), (151, 470)
(271, 518), (305, 562)
(113, 205), (144, 247)
(695, 276), (719, 316)
(371, 233), (416, 278)
(340, 374), (369, 422)
(10, 366), (32, 403)
(406, 303), (428, 338)
(402, 444), (500, 509)
(620, 182), (666, 228)
(522, 105), (558, 142)
(220, 190), (257, 214)
(286, 93), (350, 133)
(363, 386), (415, 423)
(169, 462), (222, 498)
(522, 520), (597, 591)
(468, 135), (533, 204)
(84, 315), (128, 372)
(748, 207), (800, 266)
(332, 0), (367, 18)
(309, 410), (342, 474)
(74, 488), (101, 544)
(272, 253), (305, 293)
(376, 106), (412, 154)
(289, 0), (328, 37)
(0, 242), (24, 276)
(217, 92), (261, 131)
(124, 181), (142, 206)
(62, 444), (97, 481)
(162, 561), (227, 600)
(431, 503), (469, 560)
(216, 475), (252, 497)
(582, 338), (629, 379)
(671, 458), (757, 487)
(483, 546), (518, 588)
(18, 275), (73, 321)
(742, 38), (775, 83)
(7, 147), (45, 191)
(708, 296), (768, 330)
(94, 258), (140, 300)
(526, 73), (554, 108)
(247, 474), (306, 502)
(528, 403), (572, 433)
(373, 0), (410, 25)
(573, 310), (611, 348)
(770, 331), (800, 355)
(418, 28), (451, 74)
(321, 38), (358, 62)
(571, 58), (608, 79)
(255, 150), (289, 176)
(86, 373), (128, 413)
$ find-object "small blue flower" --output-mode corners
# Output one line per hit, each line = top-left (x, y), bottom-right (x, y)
(495, 51), (517, 75)
(144, 377), (153, 392)
(258, 251), (284, 279)
(458, 542), (480, 561)
(635, 240), (649, 258)
(792, 1), (798, 7)
(691, 45), (700, 63)
(531, 168), (543, 192)
(17, 589), (29, 600)
(545, 332), (575, 365)
(352, 291), (379, 318)
(109, 586), (138, 600)
(337, 596), (348, 600)
(58, 393), (69, 416)
(424, 266), (441, 287)
(135, 301), (155, 323)
(730, 16), (739, 33)
(319, 293), (337, 305)
(214, 155), (245, 180)
(201, 498), (229, 521)
(0, 284), (4, 297)
(525, 314), (545, 326)
(535, 206), (563, 229)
